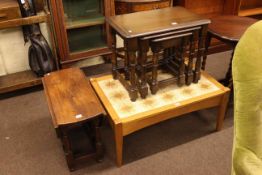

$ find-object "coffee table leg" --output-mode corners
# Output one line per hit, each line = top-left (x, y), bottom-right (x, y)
(216, 90), (230, 131)
(114, 123), (123, 167)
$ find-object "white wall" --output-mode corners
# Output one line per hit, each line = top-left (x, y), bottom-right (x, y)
(0, 22), (50, 76)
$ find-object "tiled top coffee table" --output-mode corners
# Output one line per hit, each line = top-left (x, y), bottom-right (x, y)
(91, 71), (230, 166)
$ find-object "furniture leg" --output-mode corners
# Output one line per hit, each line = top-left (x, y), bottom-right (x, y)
(186, 32), (196, 85)
(177, 37), (187, 87)
(138, 40), (149, 98)
(61, 128), (75, 171)
(111, 28), (117, 79)
(201, 32), (211, 70)
(114, 123), (123, 167)
(126, 38), (138, 101)
(170, 47), (175, 59)
(224, 50), (234, 87)
(216, 89), (230, 131)
(124, 46), (130, 80)
(94, 118), (104, 162)
(55, 128), (61, 138)
(194, 25), (208, 83)
(151, 50), (159, 94)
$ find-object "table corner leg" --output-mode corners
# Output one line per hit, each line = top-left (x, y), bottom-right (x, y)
(114, 123), (123, 167)
(216, 90), (230, 131)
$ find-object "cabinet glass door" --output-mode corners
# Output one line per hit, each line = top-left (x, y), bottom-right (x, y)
(62, 0), (107, 54)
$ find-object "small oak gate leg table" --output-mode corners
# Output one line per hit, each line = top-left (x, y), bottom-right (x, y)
(43, 68), (106, 171)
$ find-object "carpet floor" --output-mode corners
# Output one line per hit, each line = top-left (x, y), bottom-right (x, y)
(0, 51), (234, 175)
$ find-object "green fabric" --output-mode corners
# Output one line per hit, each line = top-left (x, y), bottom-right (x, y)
(232, 20), (262, 175)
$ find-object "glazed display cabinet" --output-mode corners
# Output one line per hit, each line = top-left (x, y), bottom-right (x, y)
(49, 0), (115, 67)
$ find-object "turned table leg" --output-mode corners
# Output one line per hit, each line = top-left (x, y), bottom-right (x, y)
(138, 39), (149, 98)
(177, 37), (188, 87)
(201, 32), (211, 70)
(150, 49), (160, 94)
(186, 30), (198, 85)
(111, 28), (117, 79)
(124, 46), (130, 80)
(194, 25), (208, 83)
(125, 38), (138, 101)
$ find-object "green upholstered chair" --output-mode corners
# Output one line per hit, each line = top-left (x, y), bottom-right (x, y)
(232, 20), (262, 175)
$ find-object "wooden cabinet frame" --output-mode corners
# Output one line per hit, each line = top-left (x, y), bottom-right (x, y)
(49, 0), (115, 67)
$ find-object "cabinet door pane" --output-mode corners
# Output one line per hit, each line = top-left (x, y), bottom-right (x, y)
(67, 25), (107, 54)
(63, 0), (104, 24)
(62, 0), (104, 28)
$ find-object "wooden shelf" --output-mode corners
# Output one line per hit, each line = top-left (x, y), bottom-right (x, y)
(63, 0), (105, 30)
(0, 70), (41, 94)
(0, 7), (55, 94)
(65, 15), (105, 30)
(238, 7), (262, 16)
(0, 13), (49, 30)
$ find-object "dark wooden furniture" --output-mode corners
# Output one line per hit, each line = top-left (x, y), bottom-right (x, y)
(140, 30), (195, 95)
(115, 0), (172, 14)
(49, 0), (115, 68)
(0, 1), (56, 94)
(42, 68), (105, 171)
(173, 0), (262, 18)
(173, 0), (262, 55)
(202, 15), (258, 86)
(107, 7), (210, 101)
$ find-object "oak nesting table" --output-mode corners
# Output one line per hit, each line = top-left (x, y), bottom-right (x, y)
(106, 6), (211, 101)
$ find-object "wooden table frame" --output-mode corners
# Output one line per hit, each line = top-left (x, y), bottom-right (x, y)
(42, 68), (106, 171)
(107, 7), (210, 101)
(201, 16), (258, 87)
(91, 71), (230, 166)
